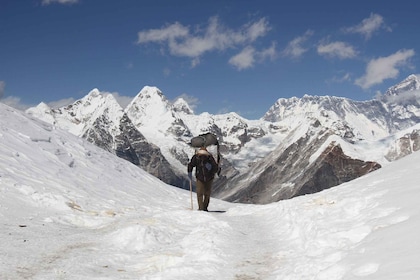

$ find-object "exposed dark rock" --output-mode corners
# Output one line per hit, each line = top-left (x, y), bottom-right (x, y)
(214, 124), (381, 204)
(83, 114), (114, 153)
(297, 143), (381, 196)
(81, 112), (189, 189)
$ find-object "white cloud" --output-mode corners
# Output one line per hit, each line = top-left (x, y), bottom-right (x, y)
(328, 72), (352, 84)
(259, 42), (277, 61)
(137, 16), (272, 68)
(137, 22), (189, 44)
(229, 46), (256, 70)
(317, 41), (358, 59)
(0, 81), (5, 99)
(229, 42), (276, 70)
(340, 73), (352, 82)
(385, 89), (420, 106)
(343, 13), (391, 40)
(1, 96), (30, 111)
(282, 30), (314, 59)
(190, 57), (201, 68)
(355, 49), (415, 89)
(245, 17), (271, 41)
(41, 0), (79, 5)
(0, 82), (37, 111)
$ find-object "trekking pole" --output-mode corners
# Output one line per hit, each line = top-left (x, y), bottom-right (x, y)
(189, 179), (193, 210)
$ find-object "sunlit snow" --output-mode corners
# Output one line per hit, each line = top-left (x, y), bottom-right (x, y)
(1, 103), (419, 279)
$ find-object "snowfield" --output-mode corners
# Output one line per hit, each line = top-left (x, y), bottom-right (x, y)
(1, 102), (419, 279)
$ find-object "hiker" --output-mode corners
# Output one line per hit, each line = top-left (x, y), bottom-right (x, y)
(188, 146), (219, 211)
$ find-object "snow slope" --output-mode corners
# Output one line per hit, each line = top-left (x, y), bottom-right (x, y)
(1, 102), (420, 279)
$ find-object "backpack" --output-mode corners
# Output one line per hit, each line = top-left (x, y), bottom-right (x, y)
(189, 132), (220, 164)
(190, 133), (218, 148)
(195, 153), (217, 182)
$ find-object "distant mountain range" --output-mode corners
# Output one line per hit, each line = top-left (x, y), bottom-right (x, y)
(27, 75), (420, 204)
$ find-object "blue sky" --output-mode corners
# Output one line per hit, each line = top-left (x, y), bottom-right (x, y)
(0, 0), (418, 119)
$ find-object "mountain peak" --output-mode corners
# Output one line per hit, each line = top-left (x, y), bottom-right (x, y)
(172, 98), (193, 114)
(86, 88), (101, 98)
(129, 86), (168, 106)
(34, 102), (51, 111)
(26, 102), (55, 124)
(27, 89), (124, 136)
(385, 74), (420, 97)
(125, 86), (172, 127)
(138, 86), (165, 99)
(73, 89), (123, 119)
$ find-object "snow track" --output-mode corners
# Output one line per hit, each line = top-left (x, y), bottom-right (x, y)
(221, 208), (283, 280)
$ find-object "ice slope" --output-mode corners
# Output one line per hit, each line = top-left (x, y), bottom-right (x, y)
(1, 102), (419, 279)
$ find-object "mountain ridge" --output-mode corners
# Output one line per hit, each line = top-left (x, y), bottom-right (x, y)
(25, 75), (420, 203)
(2, 101), (420, 278)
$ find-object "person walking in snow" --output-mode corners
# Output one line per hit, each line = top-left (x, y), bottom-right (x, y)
(188, 146), (219, 211)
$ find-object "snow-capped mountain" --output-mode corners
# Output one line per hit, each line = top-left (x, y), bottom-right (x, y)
(384, 74), (420, 96)
(214, 121), (383, 204)
(263, 96), (387, 141)
(2, 101), (420, 279)
(26, 75), (420, 204)
(27, 89), (185, 188)
(213, 75), (419, 203)
(382, 74), (420, 131)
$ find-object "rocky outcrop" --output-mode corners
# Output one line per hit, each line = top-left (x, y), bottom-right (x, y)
(385, 129), (420, 161)
(297, 143), (381, 196)
(213, 122), (381, 204)
(83, 111), (189, 189)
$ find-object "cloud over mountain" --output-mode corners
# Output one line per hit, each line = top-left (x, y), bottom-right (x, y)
(355, 49), (415, 89)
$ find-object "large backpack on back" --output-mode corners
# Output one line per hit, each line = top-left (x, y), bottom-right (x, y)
(189, 133), (220, 164)
(195, 153), (217, 182)
(190, 132), (218, 148)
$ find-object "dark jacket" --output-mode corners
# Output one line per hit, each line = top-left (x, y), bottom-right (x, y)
(188, 149), (218, 182)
